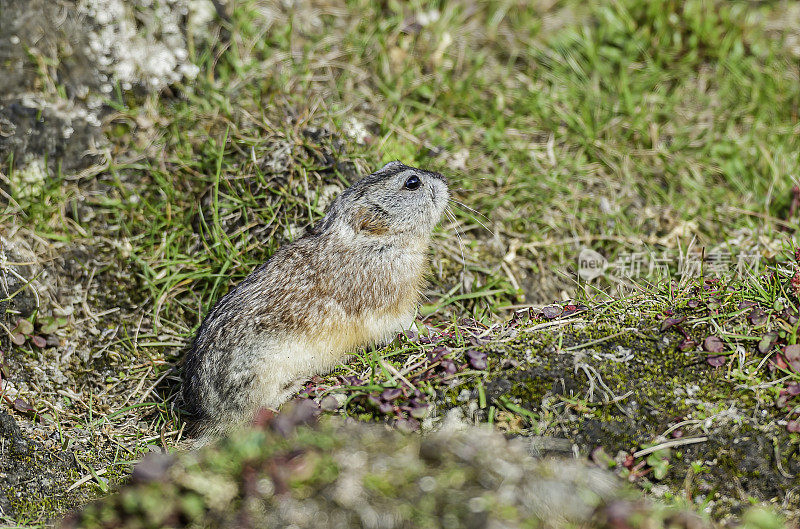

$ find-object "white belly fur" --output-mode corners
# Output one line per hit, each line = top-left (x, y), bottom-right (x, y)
(250, 309), (415, 410)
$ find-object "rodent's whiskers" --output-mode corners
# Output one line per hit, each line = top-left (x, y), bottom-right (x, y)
(448, 198), (496, 237)
(444, 206), (468, 279)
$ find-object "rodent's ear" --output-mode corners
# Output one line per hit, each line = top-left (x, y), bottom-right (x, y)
(350, 207), (390, 235)
(376, 161), (404, 174)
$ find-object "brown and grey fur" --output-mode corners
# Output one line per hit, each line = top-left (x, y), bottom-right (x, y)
(181, 162), (449, 439)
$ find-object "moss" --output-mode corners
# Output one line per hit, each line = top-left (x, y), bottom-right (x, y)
(0, 408), (130, 525)
(430, 311), (799, 522)
(2, 451), (98, 523)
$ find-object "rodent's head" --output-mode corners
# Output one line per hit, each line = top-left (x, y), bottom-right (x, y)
(311, 161), (449, 242)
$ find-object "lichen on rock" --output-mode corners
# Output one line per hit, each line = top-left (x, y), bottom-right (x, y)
(0, 0), (216, 180)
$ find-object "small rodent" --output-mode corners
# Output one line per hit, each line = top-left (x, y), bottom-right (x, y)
(181, 162), (449, 439)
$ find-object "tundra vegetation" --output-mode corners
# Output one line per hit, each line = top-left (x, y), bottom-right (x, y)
(0, 0), (798, 527)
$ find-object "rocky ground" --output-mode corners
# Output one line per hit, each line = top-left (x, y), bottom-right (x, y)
(57, 402), (719, 529)
(0, 0), (215, 522)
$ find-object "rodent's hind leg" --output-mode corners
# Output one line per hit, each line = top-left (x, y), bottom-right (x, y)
(193, 378), (307, 446)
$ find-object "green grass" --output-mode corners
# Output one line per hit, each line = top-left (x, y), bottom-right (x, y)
(83, 0), (799, 331)
(2, 0), (800, 523)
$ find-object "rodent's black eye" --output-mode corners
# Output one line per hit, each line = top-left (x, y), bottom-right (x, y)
(404, 175), (422, 190)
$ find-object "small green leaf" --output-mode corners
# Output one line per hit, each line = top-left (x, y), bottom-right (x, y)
(14, 319), (33, 336)
(646, 450), (671, 480)
(39, 316), (69, 335)
(39, 317), (58, 334)
(652, 460), (669, 480)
